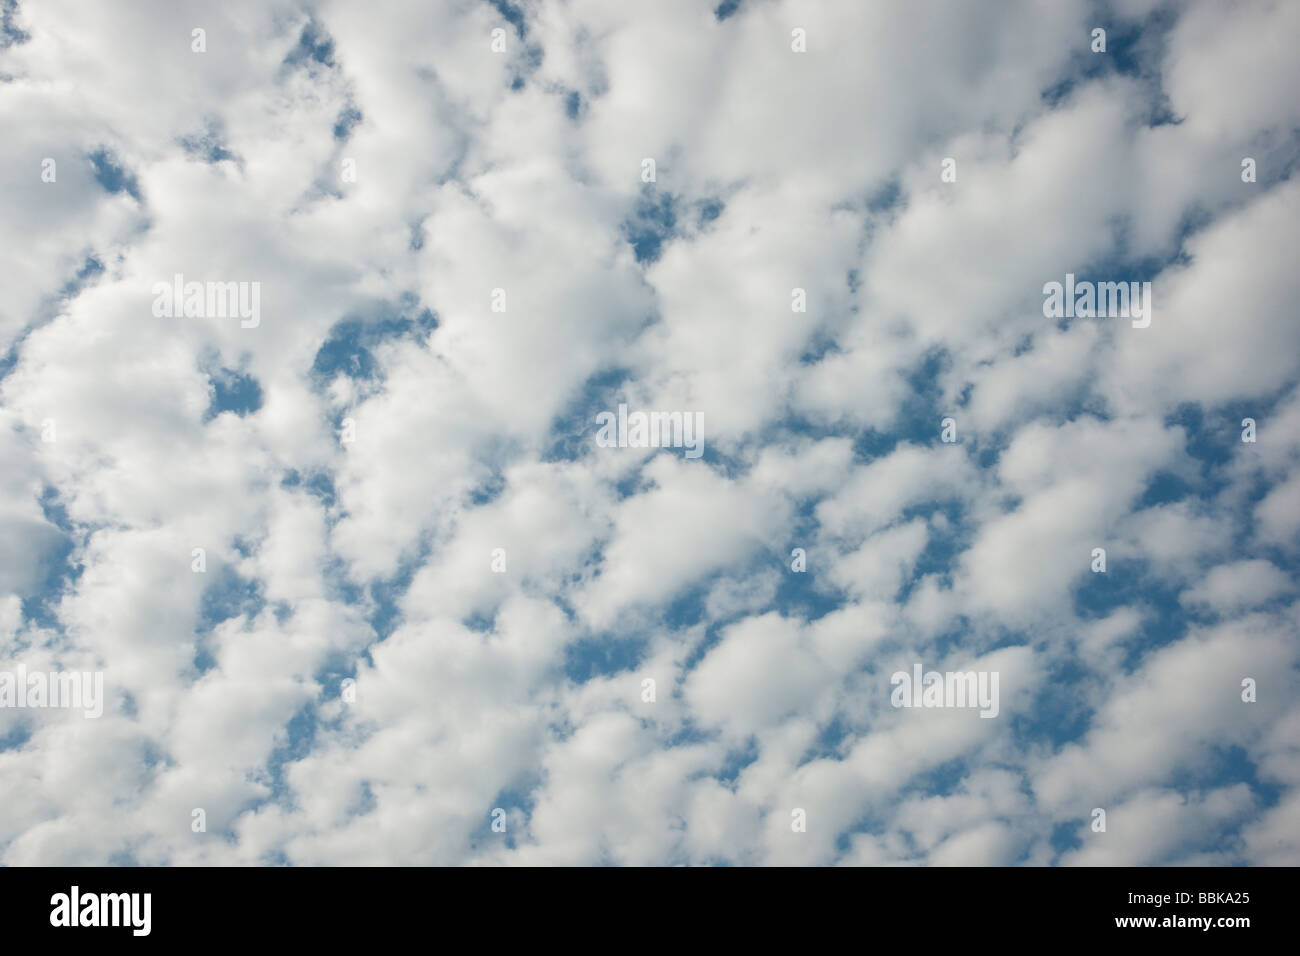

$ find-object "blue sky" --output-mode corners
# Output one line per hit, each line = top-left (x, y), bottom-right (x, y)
(0, 0), (1297, 866)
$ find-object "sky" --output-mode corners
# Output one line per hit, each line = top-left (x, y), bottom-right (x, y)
(0, 0), (1297, 866)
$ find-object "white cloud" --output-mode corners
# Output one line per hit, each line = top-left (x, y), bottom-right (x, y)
(0, 0), (1295, 868)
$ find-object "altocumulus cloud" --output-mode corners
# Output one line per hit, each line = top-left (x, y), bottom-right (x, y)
(0, 0), (1297, 866)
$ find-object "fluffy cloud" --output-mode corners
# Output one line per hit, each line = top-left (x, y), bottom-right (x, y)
(0, 0), (1296, 866)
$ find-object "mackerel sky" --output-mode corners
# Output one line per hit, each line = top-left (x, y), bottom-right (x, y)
(1, 0), (1298, 866)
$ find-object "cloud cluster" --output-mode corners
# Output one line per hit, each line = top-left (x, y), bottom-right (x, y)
(0, 0), (1296, 865)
